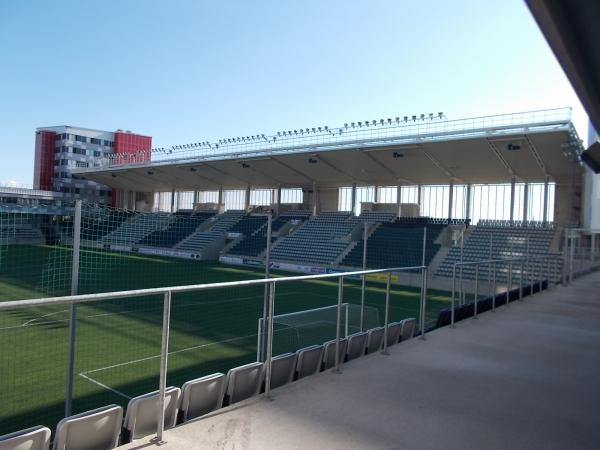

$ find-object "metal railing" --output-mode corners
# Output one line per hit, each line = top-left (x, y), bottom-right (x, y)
(0, 263), (427, 443)
(449, 254), (559, 327)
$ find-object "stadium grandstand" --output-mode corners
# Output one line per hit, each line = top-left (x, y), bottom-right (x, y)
(1, 106), (600, 449)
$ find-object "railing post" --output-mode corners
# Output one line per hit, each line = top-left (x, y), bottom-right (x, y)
(506, 262), (512, 306)
(65, 199), (82, 418)
(260, 213), (273, 362)
(451, 265), (456, 327)
(569, 236), (575, 283)
(360, 222), (368, 331)
(492, 262), (497, 311)
(473, 264), (479, 319)
(519, 260), (524, 300)
(381, 272), (391, 354)
(156, 290), (172, 444)
(334, 277), (344, 373)
(264, 281), (276, 397)
(420, 267), (428, 339)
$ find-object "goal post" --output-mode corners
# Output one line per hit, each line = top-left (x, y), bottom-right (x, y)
(257, 303), (381, 360)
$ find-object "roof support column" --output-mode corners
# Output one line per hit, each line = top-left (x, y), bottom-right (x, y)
(245, 186), (251, 211)
(276, 186), (282, 211)
(374, 185), (379, 203)
(522, 182), (529, 222)
(448, 181), (454, 221)
(465, 184), (472, 223)
(351, 182), (357, 215)
(193, 190), (199, 206)
(312, 182), (318, 217)
(218, 187), (223, 206)
(417, 185), (422, 215)
(170, 189), (175, 213)
(396, 185), (402, 218)
(543, 177), (550, 224)
(509, 176), (516, 225)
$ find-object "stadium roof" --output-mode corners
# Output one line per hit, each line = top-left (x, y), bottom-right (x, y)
(75, 108), (584, 191)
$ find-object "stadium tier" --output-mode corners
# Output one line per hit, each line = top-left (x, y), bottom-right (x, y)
(175, 210), (246, 254)
(137, 211), (216, 248)
(100, 212), (171, 245)
(341, 219), (445, 269)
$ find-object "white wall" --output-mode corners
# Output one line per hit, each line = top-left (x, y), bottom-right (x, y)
(582, 121), (600, 230)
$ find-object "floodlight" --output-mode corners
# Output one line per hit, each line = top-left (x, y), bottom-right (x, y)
(387, 118), (392, 124)
(241, 163), (250, 168)
(277, 132), (281, 136)
(372, 120), (377, 125)
(308, 157), (318, 164)
(351, 122), (355, 128)
(438, 112), (443, 118)
(318, 127), (322, 132)
(404, 116), (408, 122)
(324, 126), (328, 130)
(420, 114), (425, 120)
(429, 113), (434, 120)
(412, 115), (417, 121)
(358, 122), (362, 127)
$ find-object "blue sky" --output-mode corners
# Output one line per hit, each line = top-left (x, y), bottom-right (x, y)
(0, 0), (586, 185)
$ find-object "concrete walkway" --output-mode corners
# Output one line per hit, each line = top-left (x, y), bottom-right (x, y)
(121, 272), (600, 450)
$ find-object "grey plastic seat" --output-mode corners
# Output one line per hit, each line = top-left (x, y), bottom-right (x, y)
(225, 362), (264, 404)
(269, 353), (297, 390)
(123, 387), (181, 442)
(346, 331), (368, 361)
(53, 405), (122, 450)
(180, 373), (225, 422)
(322, 338), (348, 370)
(400, 318), (417, 342)
(295, 345), (324, 379)
(366, 326), (384, 354)
(0, 426), (50, 450)
(386, 321), (402, 346)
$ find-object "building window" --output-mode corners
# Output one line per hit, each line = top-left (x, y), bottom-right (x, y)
(90, 138), (101, 145)
(60, 159), (68, 166)
(73, 148), (86, 155)
(93, 151), (100, 157)
(75, 135), (87, 143)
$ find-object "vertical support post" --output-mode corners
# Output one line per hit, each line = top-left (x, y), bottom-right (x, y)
(506, 262), (512, 306)
(334, 277), (344, 373)
(244, 186), (251, 211)
(519, 260), (524, 300)
(417, 184), (423, 214)
(522, 182), (529, 222)
(562, 228), (569, 285)
(218, 186), (223, 206)
(260, 214), (273, 361)
(542, 177), (549, 224)
(509, 176), (516, 225)
(381, 273), (391, 354)
(350, 182), (357, 216)
(420, 267), (428, 339)
(192, 190), (199, 206)
(451, 265), (456, 327)
(170, 189), (175, 213)
(465, 184), (472, 223)
(569, 234), (575, 283)
(448, 180), (454, 221)
(276, 185), (282, 211)
(312, 182), (319, 217)
(473, 264), (479, 318)
(396, 184), (402, 217)
(65, 200), (82, 418)
(460, 230), (465, 304)
(264, 282), (276, 398)
(492, 262), (497, 311)
(591, 234), (596, 264)
(156, 290), (172, 443)
(360, 221), (368, 331)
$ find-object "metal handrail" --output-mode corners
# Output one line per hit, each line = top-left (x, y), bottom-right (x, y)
(0, 264), (425, 311)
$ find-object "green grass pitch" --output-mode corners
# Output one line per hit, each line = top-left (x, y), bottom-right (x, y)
(0, 245), (450, 435)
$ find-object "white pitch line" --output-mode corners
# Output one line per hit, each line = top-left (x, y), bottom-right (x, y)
(21, 309), (70, 326)
(78, 372), (132, 400)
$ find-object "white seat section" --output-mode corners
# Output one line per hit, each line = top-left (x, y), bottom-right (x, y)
(346, 331), (368, 361)
(400, 318), (417, 342)
(53, 405), (122, 450)
(322, 338), (348, 370)
(269, 353), (297, 390)
(123, 387), (181, 442)
(225, 362), (264, 405)
(295, 345), (324, 379)
(366, 327), (384, 354)
(0, 426), (50, 450)
(386, 322), (402, 346)
(180, 373), (226, 422)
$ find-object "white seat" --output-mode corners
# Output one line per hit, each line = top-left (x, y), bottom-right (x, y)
(180, 373), (225, 422)
(225, 362), (264, 405)
(346, 331), (368, 361)
(322, 338), (348, 370)
(295, 345), (324, 379)
(53, 404), (122, 450)
(400, 318), (417, 342)
(123, 387), (181, 442)
(0, 426), (50, 450)
(366, 327), (384, 354)
(386, 322), (402, 346)
(269, 353), (297, 390)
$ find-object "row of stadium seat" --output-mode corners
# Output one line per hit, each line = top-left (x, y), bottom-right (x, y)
(478, 219), (554, 228)
(137, 211), (215, 248)
(342, 222), (444, 269)
(175, 210), (246, 253)
(0, 318), (415, 450)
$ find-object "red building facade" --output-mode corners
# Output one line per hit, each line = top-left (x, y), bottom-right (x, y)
(33, 130), (56, 190)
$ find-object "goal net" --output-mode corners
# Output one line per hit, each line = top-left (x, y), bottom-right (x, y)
(258, 303), (381, 358)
